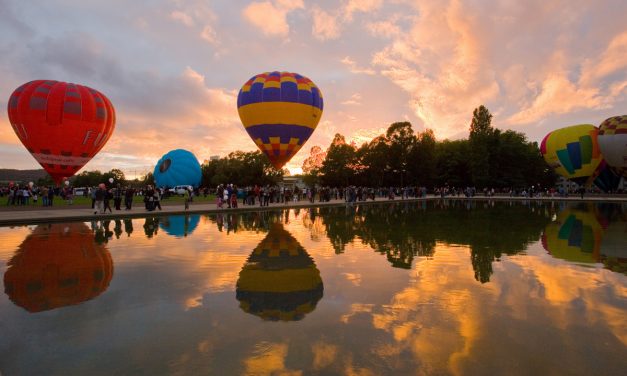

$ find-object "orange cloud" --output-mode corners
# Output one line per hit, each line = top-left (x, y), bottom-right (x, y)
(242, 0), (304, 37)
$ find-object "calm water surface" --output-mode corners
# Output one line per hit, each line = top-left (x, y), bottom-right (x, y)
(0, 200), (625, 375)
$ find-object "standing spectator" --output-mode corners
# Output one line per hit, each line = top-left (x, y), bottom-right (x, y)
(114, 184), (122, 210)
(153, 188), (162, 211)
(230, 185), (238, 208)
(103, 188), (113, 213)
(90, 187), (97, 209)
(41, 186), (49, 206)
(124, 186), (134, 210)
(65, 186), (73, 205)
(94, 186), (105, 214)
(47, 186), (55, 206)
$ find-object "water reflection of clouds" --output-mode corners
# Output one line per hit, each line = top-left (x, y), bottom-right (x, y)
(0, 202), (625, 374)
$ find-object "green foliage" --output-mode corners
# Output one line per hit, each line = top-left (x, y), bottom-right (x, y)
(359, 135), (390, 187)
(299, 105), (555, 189)
(435, 140), (471, 187)
(141, 172), (155, 186)
(201, 151), (283, 187)
(319, 134), (358, 187)
(71, 169), (127, 187)
(469, 105), (494, 187)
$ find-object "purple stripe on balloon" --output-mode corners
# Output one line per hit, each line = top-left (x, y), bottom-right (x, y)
(246, 124), (314, 145)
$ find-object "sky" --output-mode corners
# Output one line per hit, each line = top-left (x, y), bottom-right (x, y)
(1, 0), (626, 177)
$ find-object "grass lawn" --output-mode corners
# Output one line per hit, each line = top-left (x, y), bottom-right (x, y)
(1, 194), (218, 210)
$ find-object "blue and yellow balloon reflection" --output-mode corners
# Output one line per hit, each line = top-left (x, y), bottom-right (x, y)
(236, 223), (323, 321)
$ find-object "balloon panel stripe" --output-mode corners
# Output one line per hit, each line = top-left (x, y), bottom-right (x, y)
(245, 124), (313, 145)
(556, 149), (575, 174)
(579, 135), (592, 164)
(566, 142), (582, 169)
(238, 102), (322, 129)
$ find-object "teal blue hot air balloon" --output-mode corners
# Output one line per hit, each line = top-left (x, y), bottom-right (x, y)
(153, 149), (201, 189)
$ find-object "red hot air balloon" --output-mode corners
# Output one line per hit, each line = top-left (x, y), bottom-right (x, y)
(7, 80), (116, 184)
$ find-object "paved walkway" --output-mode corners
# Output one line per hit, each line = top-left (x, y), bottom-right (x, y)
(0, 195), (626, 225)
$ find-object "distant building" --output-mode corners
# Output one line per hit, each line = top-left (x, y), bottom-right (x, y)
(281, 176), (306, 189)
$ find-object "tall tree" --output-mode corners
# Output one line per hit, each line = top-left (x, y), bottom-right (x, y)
(358, 136), (389, 187)
(469, 105), (494, 188)
(302, 146), (326, 175)
(319, 134), (357, 187)
(386, 122), (416, 185)
(410, 129), (437, 187)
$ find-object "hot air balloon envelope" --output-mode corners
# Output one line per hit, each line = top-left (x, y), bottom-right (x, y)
(7, 80), (116, 184)
(237, 71), (323, 169)
(153, 149), (202, 188)
(597, 115), (627, 178)
(541, 124), (603, 185)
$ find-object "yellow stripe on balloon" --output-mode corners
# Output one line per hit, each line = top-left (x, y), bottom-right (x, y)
(238, 102), (322, 129)
(264, 81), (281, 89)
(253, 77), (266, 84)
(297, 83), (311, 91)
(237, 268), (322, 292)
(281, 76), (297, 84)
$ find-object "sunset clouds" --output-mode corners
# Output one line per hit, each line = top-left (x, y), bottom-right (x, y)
(0, 0), (626, 174)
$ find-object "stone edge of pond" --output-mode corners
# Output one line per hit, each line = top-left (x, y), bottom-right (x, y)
(0, 195), (626, 227)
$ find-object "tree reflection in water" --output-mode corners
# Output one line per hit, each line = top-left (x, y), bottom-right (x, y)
(317, 200), (552, 282)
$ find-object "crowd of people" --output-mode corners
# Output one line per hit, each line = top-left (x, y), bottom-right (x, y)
(1, 180), (618, 213)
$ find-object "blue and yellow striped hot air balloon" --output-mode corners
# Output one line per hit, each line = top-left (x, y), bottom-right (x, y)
(237, 71), (323, 170)
(540, 124), (603, 185)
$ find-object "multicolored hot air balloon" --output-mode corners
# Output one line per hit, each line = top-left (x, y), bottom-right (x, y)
(153, 149), (202, 188)
(597, 115), (627, 178)
(541, 124), (603, 185)
(589, 160), (622, 193)
(237, 71), (323, 170)
(236, 223), (323, 321)
(3, 223), (113, 313)
(7, 80), (116, 184)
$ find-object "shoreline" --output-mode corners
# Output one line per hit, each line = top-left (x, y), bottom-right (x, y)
(1, 195), (626, 226)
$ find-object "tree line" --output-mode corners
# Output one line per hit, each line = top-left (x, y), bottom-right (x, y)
(304, 105), (556, 189)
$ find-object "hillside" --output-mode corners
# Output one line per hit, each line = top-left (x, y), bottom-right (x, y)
(0, 169), (48, 183)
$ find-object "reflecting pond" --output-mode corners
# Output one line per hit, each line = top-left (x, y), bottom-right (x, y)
(0, 200), (625, 375)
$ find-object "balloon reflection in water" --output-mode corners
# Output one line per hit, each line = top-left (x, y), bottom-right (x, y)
(3, 223), (113, 313)
(597, 204), (627, 274)
(236, 223), (323, 321)
(542, 207), (604, 263)
(159, 215), (200, 238)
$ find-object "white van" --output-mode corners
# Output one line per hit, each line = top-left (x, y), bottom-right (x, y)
(73, 187), (88, 196)
(169, 185), (193, 196)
